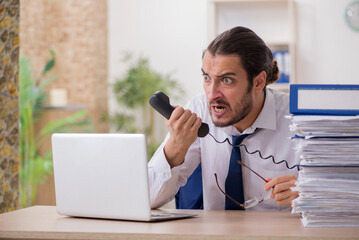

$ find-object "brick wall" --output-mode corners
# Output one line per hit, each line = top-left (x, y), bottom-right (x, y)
(20, 0), (109, 133)
(19, 0), (109, 206)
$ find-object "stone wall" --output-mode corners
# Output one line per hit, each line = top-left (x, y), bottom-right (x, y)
(0, 0), (20, 213)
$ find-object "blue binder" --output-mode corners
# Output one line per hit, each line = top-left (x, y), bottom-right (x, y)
(290, 84), (359, 115)
(272, 50), (290, 84)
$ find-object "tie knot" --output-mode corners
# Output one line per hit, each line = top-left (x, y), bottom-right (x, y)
(232, 134), (250, 146)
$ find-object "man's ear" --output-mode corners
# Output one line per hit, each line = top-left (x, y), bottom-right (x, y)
(253, 71), (266, 93)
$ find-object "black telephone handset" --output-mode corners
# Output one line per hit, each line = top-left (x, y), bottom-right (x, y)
(149, 91), (209, 138)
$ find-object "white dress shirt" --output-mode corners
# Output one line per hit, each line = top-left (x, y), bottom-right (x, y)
(148, 87), (299, 211)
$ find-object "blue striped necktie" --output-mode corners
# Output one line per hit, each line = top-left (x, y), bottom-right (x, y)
(225, 134), (250, 210)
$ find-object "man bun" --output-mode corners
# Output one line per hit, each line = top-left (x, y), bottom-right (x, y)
(266, 60), (280, 85)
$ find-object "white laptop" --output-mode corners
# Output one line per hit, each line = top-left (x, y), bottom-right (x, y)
(51, 133), (196, 222)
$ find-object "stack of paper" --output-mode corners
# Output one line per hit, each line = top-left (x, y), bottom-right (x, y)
(289, 115), (359, 227)
(290, 115), (359, 137)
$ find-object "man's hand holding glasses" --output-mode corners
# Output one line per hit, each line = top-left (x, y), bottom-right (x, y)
(264, 175), (298, 207)
(215, 159), (298, 209)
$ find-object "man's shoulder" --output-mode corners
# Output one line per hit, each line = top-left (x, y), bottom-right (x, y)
(189, 93), (207, 102)
(185, 93), (207, 109)
(268, 88), (289, 106)
(185, 93), (211, 120)
(268, 87), (289, 100)
(268, 88), (290, 113)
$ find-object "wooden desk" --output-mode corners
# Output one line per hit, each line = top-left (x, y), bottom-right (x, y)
(0, 206), (358, 240)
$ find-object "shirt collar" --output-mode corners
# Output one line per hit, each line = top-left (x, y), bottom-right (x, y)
(222, 87), (277, 136)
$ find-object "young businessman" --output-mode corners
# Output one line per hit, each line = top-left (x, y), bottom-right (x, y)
(148, 26), (299, 210)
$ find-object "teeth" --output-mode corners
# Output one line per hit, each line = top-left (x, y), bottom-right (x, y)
(214, 106), (225, 112)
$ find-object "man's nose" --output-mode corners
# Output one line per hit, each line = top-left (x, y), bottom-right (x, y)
(207, 82), (222, 100)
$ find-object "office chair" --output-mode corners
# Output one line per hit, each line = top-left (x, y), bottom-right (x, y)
(175, 163), (203, 209)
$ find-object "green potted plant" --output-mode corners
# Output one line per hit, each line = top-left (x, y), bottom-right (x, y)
(19, 50), (95, 207)
(105, 54), (183, 158)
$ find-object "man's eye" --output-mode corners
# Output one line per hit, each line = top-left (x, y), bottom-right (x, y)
(203, 75), (210, 81)
(222, 78), (232, 84)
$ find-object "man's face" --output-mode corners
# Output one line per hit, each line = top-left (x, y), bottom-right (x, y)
(202, 52), (253, 128)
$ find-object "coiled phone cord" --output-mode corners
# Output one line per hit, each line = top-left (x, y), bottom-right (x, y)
(208, 132), (299, 170)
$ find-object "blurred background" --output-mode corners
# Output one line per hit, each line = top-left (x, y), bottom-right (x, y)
(1, 0), (359, 212)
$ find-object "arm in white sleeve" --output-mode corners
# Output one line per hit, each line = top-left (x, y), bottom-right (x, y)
(148, 95), (204, 209)
(148, 134), (201, 209)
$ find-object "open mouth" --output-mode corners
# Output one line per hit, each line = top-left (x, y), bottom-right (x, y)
(214, 106), (227, 113)
(209, 100), (230, 116)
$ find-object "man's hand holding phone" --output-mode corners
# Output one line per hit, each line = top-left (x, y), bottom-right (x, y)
(164, 106), (202, 168)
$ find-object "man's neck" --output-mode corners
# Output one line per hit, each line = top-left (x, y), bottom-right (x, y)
(233, 90), (266, 133)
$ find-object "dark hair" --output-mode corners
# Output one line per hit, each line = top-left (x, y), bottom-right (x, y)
(204, 26), (279, 87)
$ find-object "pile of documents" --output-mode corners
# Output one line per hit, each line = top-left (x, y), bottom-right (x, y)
(289, 115), (359, 227)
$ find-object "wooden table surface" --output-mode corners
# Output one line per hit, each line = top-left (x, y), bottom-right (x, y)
(0, 206), (358, 240)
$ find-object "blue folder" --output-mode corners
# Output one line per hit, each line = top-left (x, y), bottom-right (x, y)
(290, 84), (359, 115)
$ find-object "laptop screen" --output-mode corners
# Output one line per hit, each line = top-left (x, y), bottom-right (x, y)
(52, 133), (153, 221)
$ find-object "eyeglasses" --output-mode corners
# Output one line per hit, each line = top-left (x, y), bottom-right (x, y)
(214, 159), (272, 209)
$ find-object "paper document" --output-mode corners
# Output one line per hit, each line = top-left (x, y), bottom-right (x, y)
(289, 114), (359, 227)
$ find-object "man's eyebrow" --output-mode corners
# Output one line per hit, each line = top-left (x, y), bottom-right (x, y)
(217, 72), (236, 78)
(201, 69), (236, 78)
